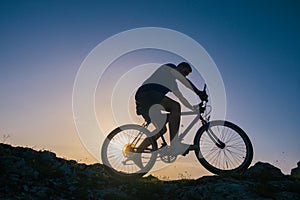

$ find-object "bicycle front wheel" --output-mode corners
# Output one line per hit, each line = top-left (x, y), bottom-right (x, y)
(101, 124), (158, 180)
(194, 120), (253, 174)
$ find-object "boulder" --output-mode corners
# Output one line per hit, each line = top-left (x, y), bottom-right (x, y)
(244, 162), (285, 180)
(291, 161), (300, 179)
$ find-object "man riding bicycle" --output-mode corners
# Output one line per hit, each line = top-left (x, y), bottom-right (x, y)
(135, 62), (208, 158)
(102, 62), (253, 176)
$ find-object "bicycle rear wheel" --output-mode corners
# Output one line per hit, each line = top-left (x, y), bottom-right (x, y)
(101, 124), (158, 180)
(194, 120), (253, 174)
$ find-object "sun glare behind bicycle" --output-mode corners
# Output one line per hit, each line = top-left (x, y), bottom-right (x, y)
(122, 143), (136, 157)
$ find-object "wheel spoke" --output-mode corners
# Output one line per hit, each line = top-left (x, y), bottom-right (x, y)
(197, 121), (252, 174)
(102, 125), (157, 178)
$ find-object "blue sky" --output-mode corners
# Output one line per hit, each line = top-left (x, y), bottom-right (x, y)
(1, 0), (299, 178)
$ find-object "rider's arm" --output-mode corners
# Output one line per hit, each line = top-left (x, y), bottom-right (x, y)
(173, 89), (194, 111)
(177, 75), (208, 101)
(185, 78), (202, 95)
(169, 67), (208, 101)
(170, 68), (201, 95)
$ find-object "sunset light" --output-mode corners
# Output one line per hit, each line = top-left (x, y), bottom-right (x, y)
(1, 1), (299, 183)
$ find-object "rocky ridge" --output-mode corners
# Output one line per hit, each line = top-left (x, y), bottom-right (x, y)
(1, 143), (300, 199)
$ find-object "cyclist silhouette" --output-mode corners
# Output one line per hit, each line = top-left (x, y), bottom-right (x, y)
(102, 62), (253, 177)
(135, 62), (208, 157)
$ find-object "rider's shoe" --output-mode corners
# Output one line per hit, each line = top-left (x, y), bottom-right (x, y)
(182, 144), (198, 156)
(130, 153), (143, 169)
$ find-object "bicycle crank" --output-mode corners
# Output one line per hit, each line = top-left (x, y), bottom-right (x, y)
(159, 146), (177, 163)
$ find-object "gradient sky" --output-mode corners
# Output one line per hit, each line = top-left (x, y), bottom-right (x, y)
(1, 0), (299, 179)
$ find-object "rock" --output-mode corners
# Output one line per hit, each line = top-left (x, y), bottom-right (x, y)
(40, 150), (56, 161)
(1, 143), (300, 200)
(276, 191), (300, 200)
(244, 161), (285, 180)
(23, 185), (29, 192)
(291, 161), (300, 179)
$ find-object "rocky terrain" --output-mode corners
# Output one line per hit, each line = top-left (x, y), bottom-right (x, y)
(1, 143), (300, 199)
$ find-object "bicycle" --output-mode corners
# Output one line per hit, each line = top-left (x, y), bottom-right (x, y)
(101, 84), (253, 180)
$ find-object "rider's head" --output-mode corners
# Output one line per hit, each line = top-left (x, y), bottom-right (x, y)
(177, 62), (192, 77)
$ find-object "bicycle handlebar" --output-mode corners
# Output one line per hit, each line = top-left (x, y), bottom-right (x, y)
(200, 83), (208, 103)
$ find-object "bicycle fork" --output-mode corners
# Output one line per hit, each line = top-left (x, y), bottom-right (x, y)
(205, 123), (226, 149)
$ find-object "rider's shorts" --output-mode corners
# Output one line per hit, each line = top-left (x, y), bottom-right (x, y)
(135, 85), (165, 123)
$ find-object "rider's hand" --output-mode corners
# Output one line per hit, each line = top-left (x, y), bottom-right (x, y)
(198, 90), (208, 102)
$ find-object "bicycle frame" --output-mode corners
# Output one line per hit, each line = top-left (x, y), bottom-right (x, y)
(139, 83), (224, 150)
(178, 110), (203, 141)
(154, 104), (224, 150)
(146, 103), (209, 149)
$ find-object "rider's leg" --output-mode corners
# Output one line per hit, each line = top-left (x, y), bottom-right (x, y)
(136, 109), (167, 152)
(136, 96), (182, 151)
(160, 97), (190, 155)
(136, 127), (167, 153)
(159, 97), (181, 144)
